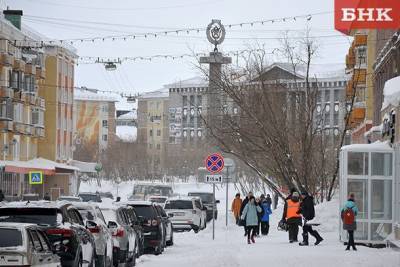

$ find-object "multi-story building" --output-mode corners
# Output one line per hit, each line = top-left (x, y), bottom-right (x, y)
(137, 89), (169, 177)
(73, 87), (117, 161)
(0, 10), (80, 200)
(115, 96), (137, 142)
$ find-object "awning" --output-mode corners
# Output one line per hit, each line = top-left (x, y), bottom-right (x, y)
(0, 157), (80, 175)
(71, 160), (97, 174)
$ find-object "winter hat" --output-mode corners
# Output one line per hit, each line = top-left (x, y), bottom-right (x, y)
(260, 194), (265, 199)
(301, 191), (308, 196)
(292, 192), (300, 198)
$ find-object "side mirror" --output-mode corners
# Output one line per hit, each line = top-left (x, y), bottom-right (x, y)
(107, 221), (118, 229)
(216, 200), (220, 204)
(86, 220), (97, 229)
(168, 213), (174, 218)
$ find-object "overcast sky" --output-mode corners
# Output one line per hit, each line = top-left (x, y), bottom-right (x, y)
(3, 0), (351, 95)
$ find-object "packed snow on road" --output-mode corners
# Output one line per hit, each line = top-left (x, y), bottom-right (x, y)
(79, 180), (400, 267)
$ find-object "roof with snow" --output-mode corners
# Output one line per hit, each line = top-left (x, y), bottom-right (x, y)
(139, 88), (169, 99)
(382, 76), (400, 110)
(341, 141), (393, 152)
(117, 111), (136, 120)
(165, 76), (208, 89)
(74, 87), (120, 102)
(115, 96), (137, 112)
(116, 125), (137, 142)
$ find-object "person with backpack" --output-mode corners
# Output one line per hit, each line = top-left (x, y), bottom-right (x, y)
(260, 195), (272, 235)
(241, 196), (262, 244)
(341, 193), (358, 251)
(298, 191), (323, 246)
(282, 191), (302, 243)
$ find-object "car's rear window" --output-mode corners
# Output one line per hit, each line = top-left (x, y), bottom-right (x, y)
(131, 205), (157, 219)
(101, 209), (117, 222)
(188, 193), (213, 203)
(164, 200), (193, 210)
(77, 209), (95, 221)
(79, 194), (100, 202)
(0, 208), (59, 225)
(0, 228), (23, 247)
(150, 197), (167, 203)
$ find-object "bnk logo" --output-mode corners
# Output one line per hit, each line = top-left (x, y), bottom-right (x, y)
(335, 0), (400, 34)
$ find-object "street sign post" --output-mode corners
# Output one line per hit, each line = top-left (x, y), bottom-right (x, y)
(205, 153), (224, 240)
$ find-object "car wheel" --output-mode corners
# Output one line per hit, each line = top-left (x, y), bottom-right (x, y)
(193, 227), (199, 234)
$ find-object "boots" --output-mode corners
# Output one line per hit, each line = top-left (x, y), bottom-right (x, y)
(251, 236), (255, 243)
(299, 241), (309, 246)
(310, 230), (323, 245)
(247, 239), (251, 244)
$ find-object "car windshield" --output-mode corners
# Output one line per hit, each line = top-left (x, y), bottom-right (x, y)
(79, 194), (100, 202)
(150, 197), (167, 203)
(131, 205), (157, 219)
(164, 200), (193, 210)
(188, 193), (213, 203)
(77, 209), (95, 221)
(0, 208), (58, 225)
(101, 209), (117, 223)
(0, 228), (23, 247)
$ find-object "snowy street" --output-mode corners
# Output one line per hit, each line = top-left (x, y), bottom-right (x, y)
(81, 181), (400, 267)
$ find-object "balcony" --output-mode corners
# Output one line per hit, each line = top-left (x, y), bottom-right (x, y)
(29, 94), (36, 105)
(25, 124), (33, 135)
(13, 59), (25, 71)
(0, 53), (13, 66)
(0, 86), (13, 98)
(25, 63), (36, 75)
(34, 127), (45, 137)
(36, 97), (45, 109)
(20, 92), (30, 103)
(0, 121), (13, 131)
(13, 122), (25, 134)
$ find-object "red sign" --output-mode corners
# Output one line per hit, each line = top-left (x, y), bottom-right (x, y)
(335, 0), (400, 35)
(205, 153), (224, 173)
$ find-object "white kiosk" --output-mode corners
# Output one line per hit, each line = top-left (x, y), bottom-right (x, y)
(339, 142), (396, 245)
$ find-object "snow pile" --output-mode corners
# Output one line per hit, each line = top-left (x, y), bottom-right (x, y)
(382, 76), (400, 110)
(116, 125), (137, 142)
(79, 180), (134, 201)
(364, 124), (383, 137)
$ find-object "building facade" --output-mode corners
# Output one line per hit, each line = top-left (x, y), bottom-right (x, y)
(137, 89), (169, 177)
(73, 87), (117, 161)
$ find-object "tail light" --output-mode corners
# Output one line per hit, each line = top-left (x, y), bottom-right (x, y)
(46, 228), (73, 237)
(113, 228), (124, 237)
(88, 226), (101, 234)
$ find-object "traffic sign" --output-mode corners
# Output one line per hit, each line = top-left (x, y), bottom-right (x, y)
(29, 171), (43, 185)
(205, 174), (223, 183)
(205, 153), (224, 173)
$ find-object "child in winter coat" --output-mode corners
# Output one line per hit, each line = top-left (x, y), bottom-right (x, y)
(341, 193), (358, 251)
(241, 196), (262, 244)
(260, 198), (272, 235)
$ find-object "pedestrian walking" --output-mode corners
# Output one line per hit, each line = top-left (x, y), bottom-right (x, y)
(231, 193), (242, 225)
(241, 196), (262, 244)
(282, 191), (302, 243)
(260, 195), (272, 235)
(298, 191), (323, 246)
(240, 192), (253, 236)
(255, 196), (263, 236)
(43, 192), (50, 201)
(0, 189), (4, 202)
(341, 193), (358, 251)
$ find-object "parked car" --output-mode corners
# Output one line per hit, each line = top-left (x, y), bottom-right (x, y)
(188, 192), (220, 221)
(74, 202), (113, 267)
(0, 222), (61, 266)
(78, 192), (102, 202)
(126, 201), (165, 255)
(164, 197), (207, 233)
(123, 206), (145, 257)
(58, 196), (82, 202)
(99, 192), (114, 200)
(154, 204), (174, 246)
(129, 184), (173, 201)
(148, 196), (168, 205)
(0, 201), (95, 267)
(99, 204), (137, 266)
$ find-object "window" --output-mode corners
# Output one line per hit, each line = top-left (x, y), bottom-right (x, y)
(157, 129), (161, 136)
(149, 129), (153, 137)
(190, 95), (195, 106)
(28, 230), (43, 252)
(333, 113), (339, 126)
(347, 152), (368, 175)
(13, 104), (23, 123)
(348, 179), (368, 220)
(334, 90), (340, 101)
(102, 135), (108, 141)
(197, 95), (202, 106)
(324, 91), (330, 102)
(182, 95), (188, 107)
(102, 120), (108, 128)
(371, 180), (392, 220)
(0, 228), (22, 247)
(324, 113), (330, 126)
(356, 46), (367, 65)
(149, 143), (153, 149)
(371, 153), (392, 176)
(36, 231), (51, 252)
(156, 144), (161, 150)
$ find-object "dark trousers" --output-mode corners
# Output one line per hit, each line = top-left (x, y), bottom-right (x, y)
(302, 224), (321, 243)
(246, 225), (257, 240)
(261, 221), (270, 235)
(347, 230), (356, 249)
(288, 223), (299, 242)
(255, 221), (261, 236)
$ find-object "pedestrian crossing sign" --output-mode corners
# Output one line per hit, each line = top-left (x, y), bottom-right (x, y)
(29, 171), (43, 185)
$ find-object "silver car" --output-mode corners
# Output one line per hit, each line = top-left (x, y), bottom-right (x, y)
(74, 203), (113, 267)
(100, 204), (138, 267)
(0, 222), (61, 267)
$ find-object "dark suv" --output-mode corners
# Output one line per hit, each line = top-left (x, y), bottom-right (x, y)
(126, 201), (165, 255)
(188, 192), (220, 221)
(0, 201), (95, 267)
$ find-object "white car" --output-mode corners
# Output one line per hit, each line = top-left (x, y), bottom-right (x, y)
(74, 202), (114, 267)
(164, 197), (207, 233)
(0, 223), (61, 267)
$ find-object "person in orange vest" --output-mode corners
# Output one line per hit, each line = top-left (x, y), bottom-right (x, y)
(231, 193), (243, 225)
(282, 191), (302, 243)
